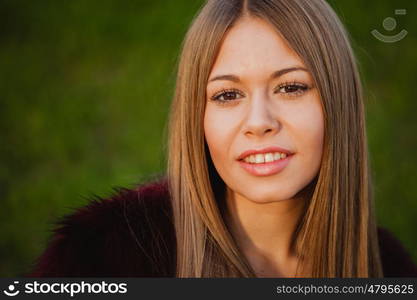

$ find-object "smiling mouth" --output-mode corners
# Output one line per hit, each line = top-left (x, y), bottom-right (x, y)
(239, 152), (290, 164)
(237, 152), (294, 176)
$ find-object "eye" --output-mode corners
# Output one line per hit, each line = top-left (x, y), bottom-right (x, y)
(274, 82), (310, 97)
(210, 88), (244, 103)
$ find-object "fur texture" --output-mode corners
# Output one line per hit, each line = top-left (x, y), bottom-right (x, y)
(26, 178), (417, 277)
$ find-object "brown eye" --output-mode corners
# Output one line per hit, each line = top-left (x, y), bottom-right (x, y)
(275, 82), (310, 97)
(211, 89), (244, 103)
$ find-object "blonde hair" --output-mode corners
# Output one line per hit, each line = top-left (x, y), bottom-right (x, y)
(167, 0), (383, 277)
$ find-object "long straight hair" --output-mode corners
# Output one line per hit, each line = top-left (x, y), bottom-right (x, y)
(167, 0), (383, 277)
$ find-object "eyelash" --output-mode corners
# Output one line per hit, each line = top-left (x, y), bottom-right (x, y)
(210, 81), (311, 104)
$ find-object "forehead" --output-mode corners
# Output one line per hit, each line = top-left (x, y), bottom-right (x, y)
(210, 17), (303, 77)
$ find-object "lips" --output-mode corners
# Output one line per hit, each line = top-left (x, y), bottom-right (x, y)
(238, 152), (293, 176)
(237, 146), (294, 161)
(236, 146), (294, 177)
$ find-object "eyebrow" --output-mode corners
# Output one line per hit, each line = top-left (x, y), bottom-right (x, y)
(208, 66), (308, 83)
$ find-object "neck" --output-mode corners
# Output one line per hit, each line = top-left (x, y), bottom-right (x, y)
(224, 187), (306, 277)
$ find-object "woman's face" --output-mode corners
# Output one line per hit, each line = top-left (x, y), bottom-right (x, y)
(204, 17), (324, 203)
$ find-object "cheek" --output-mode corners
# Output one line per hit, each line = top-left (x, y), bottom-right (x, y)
(204, 104), (241, 177)
(204, 107), (225, 162)
(291, 99), (325, 174)
(307, 103), (324, 154)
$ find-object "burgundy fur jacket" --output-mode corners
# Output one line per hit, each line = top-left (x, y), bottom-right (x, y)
(27, 178), (417, 277)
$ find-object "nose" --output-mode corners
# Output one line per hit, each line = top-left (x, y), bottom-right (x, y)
(242, 94), (280, 137)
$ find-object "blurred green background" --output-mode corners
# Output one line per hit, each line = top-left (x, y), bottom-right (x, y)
(0, 0), (416, 276)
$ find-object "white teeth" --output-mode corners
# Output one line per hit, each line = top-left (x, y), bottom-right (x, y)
(265, 153), (274, 163)
(255, 154), (264, 163)
(242, 152), (288, 164)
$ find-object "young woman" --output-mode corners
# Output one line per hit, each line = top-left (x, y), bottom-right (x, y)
(28, 0), (417, 277)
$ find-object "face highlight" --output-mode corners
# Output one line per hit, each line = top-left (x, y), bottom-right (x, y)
(204, 17), (324, 203)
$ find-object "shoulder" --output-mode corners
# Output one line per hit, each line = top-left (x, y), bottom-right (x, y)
(27, 177), (176, 277)
(377, 226), (417, 277)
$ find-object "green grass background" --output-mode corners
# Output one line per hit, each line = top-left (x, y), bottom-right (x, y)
(0, 0), (416, 276)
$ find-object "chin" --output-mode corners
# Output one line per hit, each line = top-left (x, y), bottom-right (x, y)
(240, 187), (298, 203)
